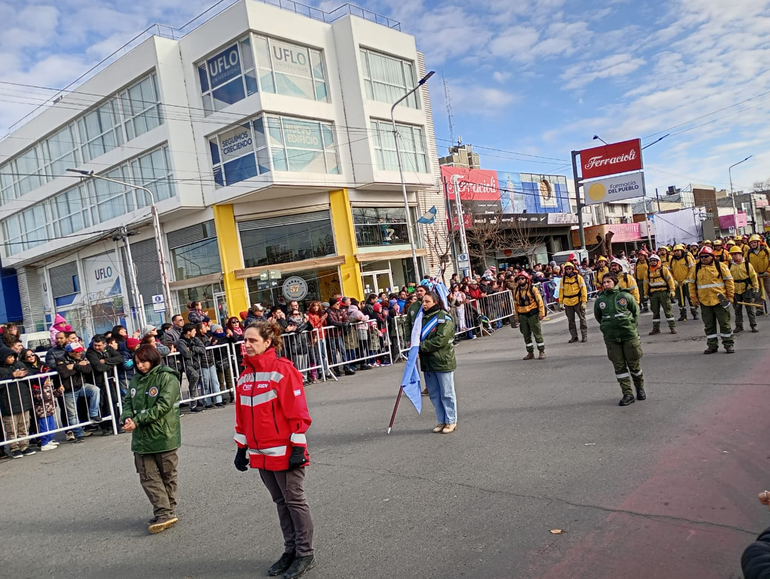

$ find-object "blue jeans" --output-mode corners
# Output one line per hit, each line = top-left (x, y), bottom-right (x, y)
(37, 415), (56, 446)
(200, 366), (222, 406)
(424, 371), (457, 425)
(63, 384), (101, 438)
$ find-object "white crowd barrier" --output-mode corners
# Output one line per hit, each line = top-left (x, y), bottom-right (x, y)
(280, 328), (328, 382)
(322, 320), (393, 373)
(165, 342), (238, 409)
(1, 368), (118, 453)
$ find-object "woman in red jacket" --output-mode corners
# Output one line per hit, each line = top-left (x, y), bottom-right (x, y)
(233, 321), (315, 579)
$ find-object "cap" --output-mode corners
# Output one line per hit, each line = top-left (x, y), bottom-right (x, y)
(126, 338), (141, 349)
(254, 303), (265, 311)
(211, 324), (224, 334)
(65, 342), (85, 353)
(140, 324), (155, 338)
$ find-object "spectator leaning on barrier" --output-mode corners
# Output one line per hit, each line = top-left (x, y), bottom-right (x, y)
(56, 342), (101, 443)
(195, 323), (224, 408)
(141, 333), (171, 357)
(120, 344), (182, 535)
(45, 331), (68, 370)
(86, 335), (124, 436)
(176, 323), (205, 412)
(0, 346), (36, 458)
(233, 321), (315, 579)
(164, 314), (185, 344)
(23, 349), (59, 452)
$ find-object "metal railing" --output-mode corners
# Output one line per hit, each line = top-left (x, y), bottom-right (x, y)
(322, 320), (393, 372)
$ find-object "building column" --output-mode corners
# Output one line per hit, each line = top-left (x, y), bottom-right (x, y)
(329, 189), (364, 299)
(212, 204), (250, 317)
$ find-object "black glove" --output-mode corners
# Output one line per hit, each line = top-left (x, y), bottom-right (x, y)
(288, 446), (309, 470)
(717, 294), (730, 309)
(234, 447), (249, 472)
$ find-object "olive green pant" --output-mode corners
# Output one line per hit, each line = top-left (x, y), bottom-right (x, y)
(135, 450), (179, 520)
(700, 304), (734, 349)
(605, 337), (643, 395)
(650, 291), (676, 329)
(519, 311), (544, 352)
(733, 292), (758, 329)
(676, 284), (698, 318)
(564, 304), (587, 340)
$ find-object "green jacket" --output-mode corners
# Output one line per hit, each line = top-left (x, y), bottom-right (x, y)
(120, 364), (181, 455)
(403, 300), (422, 342)
(594, 287), (639, 343)
(418, 309), (457, 372)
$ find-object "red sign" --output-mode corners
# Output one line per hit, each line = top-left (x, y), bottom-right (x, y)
(579, 139), (643, 180)
(441, 166), (499, 201)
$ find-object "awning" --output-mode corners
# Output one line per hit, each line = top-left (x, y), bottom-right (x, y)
(234, 256), (345, 280)
(169, 272), (223, 291)
(355, 248), (427, 263)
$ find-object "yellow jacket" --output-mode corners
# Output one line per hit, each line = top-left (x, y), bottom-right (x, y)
(513, 284), (545, 317)
(617, 272), (640, 303)
(595, 266), (610, 286)
(644, 265), (675, 294)
(745, 246), (770, 278)
(658, 254), (672, 270)
(712, 248), (730, 264)
(691, 262), (734, 307)
(669, 254), (695, 285)
(558, 273), (587, 307)
(729, 260), (759, 295)
(634, 261), (648, 282)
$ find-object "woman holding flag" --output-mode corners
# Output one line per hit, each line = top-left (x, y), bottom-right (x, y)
(419, 291), (458, 434)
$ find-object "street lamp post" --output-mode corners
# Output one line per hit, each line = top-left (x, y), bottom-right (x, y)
(391, 70), (434, 282)
(67, 169), (173, 325)
(729, 155), (752, 236)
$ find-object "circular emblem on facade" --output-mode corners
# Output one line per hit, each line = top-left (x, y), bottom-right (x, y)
(148, 386), (159, 397)
(282, 276), (309, 301)
(599, 302), (606, 309)
(618, 298), (627, 306)
(130, 388), (136, 398)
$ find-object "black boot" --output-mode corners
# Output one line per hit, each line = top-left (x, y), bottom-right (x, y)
(568, 337), (578, 343)
(268, 552), (296, 577)
(619, 393), (635, 406)
(678, 311), (687, 322)
(691, 309), (699, 320)
(283, 555), (316, 579)
(635, 386), (646, 400)
(581, 334), (588, 343)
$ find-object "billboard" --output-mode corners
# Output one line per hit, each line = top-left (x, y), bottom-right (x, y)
(442, 167), (502, 214)
(584, 171), (644, 205)
(579, 139), (642, 180)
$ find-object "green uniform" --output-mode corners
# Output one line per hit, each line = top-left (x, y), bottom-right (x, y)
(418, 309), (456, 372)
(594, 287), (643, 396)
(701, 305), (733, 350)
(404, 300), (423, 345)
(514, 284), (545, 353)
(519, 312), (544, 353)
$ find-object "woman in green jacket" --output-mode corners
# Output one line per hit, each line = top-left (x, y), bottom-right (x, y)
(120, 344), (181, 534)
(594, 273), (646, 407)
(419, 292), (458, 434)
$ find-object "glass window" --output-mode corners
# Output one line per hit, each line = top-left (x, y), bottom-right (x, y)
(78, 98), (123, 162)
(353, 207), (418, 248)
(253, 36), (328, 103)
(360, 49), (418, 108)
(370, 120), (428, 173)
(171, 238), (222, 280)
(198, 38), (258, 115)
(120, 75), (162, 140)
(239, 216), (335, 268)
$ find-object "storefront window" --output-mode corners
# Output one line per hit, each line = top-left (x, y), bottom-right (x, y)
(176, 283), (222, 322)
(171, 238), (221, 280)
(352, 207), (418, 247)
(246, 268), (340, 309)
(239, 211), (335, 268)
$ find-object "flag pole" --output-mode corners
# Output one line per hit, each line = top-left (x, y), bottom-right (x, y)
(387, 386), (404, 434)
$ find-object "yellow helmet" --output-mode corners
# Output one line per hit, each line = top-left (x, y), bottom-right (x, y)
(713, 239), (723, 246)
(729, 246), (743, 254)
(726, 240), (735, 247)
(658, 246), (669, 253)
(703, 240), (712, 245)
(673, 244), (686, 251)
(750, 234), (762, 242)
(597, 256), (608, 263)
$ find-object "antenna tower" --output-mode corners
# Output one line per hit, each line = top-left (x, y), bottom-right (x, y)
(442, 74), (456, 147)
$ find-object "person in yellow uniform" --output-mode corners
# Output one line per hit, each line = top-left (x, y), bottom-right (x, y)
(558, 262), (588, 343)
(689, 244), (700, 260)
(634, 251), (650, 312)
(610, 259), (640, 303)
(670, 244), (698, 321)
(729, 245), (759, 333)
(595, 256), (610, 288)
(745, 234), (770, 310)
(657, 246), (673, 271)
(712, 239), (730, 264)
(644, 254), (677, 335)
(513, 271), (546, 360)
(691, 246), (735, 354)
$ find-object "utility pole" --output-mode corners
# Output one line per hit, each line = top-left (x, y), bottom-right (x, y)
(571, 150), (585, 249)
(451, 174), (470, 277)
(117, 226), (145, 330)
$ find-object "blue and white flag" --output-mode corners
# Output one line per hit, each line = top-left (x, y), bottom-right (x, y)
(417, 206), (437, 224)
(434, 281), (450, 310)
(400, 301), (443, 413)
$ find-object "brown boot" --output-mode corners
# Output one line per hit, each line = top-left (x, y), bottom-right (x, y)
(522, 352), (535, 360)
(670, 327), (677, 334)
(648, 327), (661, 335)
(538, 351), (546, 360)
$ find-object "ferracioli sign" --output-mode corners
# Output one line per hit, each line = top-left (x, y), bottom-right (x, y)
(579, 139), (643, 180)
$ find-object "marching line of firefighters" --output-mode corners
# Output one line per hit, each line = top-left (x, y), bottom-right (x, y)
(509, 234), (769, 406)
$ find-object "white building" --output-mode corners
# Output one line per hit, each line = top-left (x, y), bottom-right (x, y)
(0, 0), (448, 337)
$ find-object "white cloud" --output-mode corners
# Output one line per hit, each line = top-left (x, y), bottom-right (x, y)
(493, 71), (511, 83)
(562, 53), (646, 89)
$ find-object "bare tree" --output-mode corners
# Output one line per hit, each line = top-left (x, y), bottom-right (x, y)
(425, 226), (455, 284)
(506, 214), (547, 265)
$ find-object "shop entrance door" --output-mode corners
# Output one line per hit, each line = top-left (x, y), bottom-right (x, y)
(213, 292), (228, 325)
(361, 270), (395, 295)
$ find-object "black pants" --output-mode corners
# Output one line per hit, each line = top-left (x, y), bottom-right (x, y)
(260, 468), (314, 557)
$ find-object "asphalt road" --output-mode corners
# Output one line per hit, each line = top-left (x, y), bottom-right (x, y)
(1, 307), (769, 579)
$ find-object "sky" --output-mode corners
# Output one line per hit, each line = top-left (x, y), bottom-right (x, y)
(1, 0), (769, 196)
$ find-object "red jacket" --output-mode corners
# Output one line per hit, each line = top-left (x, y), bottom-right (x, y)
(234, 348), (311, 471)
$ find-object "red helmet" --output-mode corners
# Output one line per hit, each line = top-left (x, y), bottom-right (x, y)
(699, 246), (714, 256)
(516, 271), (531, 282)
